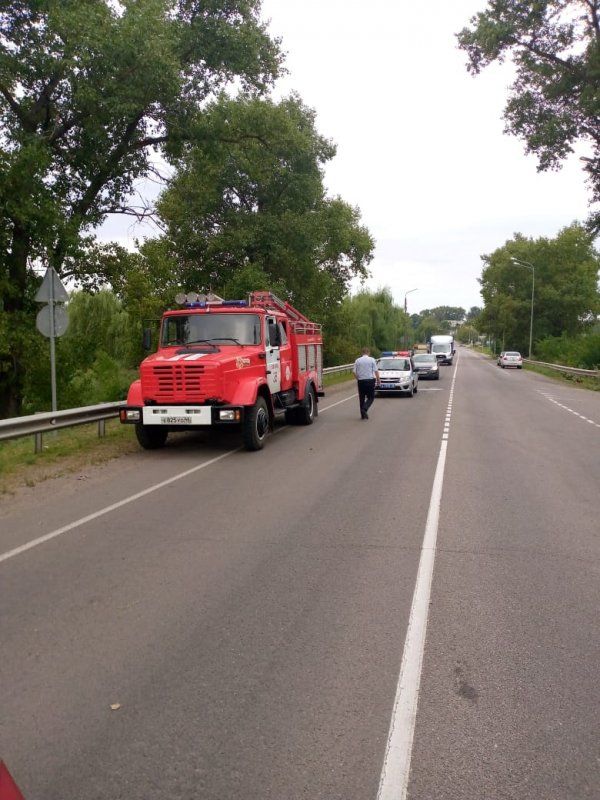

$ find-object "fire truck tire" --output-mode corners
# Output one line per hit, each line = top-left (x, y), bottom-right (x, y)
(243, 397), (270, 450)
(297, 384), (316, 425)
(135, 423), (168, 450)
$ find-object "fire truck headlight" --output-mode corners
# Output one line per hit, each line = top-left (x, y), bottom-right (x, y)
(218, 409), (240, 422)
(121, 408), (141, 422)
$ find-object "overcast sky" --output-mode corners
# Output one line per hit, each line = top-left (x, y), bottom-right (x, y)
(260, 0), (594, 314)
(103, 0), (593, 316)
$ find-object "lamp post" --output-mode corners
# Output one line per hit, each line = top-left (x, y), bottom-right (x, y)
(404, 288), (418, 313)
(510, 257), (535, 359)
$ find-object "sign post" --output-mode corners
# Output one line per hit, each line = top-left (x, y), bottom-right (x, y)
(35, 267), (69, 412)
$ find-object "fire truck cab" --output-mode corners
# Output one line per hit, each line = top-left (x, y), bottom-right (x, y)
(120, 291), (324, 451)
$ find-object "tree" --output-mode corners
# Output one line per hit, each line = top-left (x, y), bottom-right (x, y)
(23, 289), (138, 412)
(457, 1), (600, 228)
(151, 94), (374, 321)
(329, 288), (408, 360)
(0, 0), (282, 414)
(418, 306), (466, 324)
(477, 224), (600, 354)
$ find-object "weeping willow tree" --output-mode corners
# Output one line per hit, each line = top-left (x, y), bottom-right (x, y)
(24, 290), (139, 412)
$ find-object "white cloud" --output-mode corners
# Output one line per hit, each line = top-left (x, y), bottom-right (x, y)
(261, 0), (593, 312)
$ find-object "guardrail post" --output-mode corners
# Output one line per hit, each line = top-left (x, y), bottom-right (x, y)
(98, 419), (106, 438)
(35, 431), (43, 454)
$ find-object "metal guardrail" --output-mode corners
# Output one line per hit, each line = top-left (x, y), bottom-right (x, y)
(2, 358), (596, 453)
(323, 363), (354, 375)
(0, 402), (123, 453)
(0, 366), (357, 451)
(3, 357), (598, 452)
(523, 359), (600, 378)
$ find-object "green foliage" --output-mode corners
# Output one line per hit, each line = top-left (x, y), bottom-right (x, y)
(21, 290), (139, 413)
(60, 290), (138, 366)
(477, 224), (600, 354)
(456, 1), (600, 229)
(0, 0), (282, 415)
(455, 324), (480, 344)
(419, 306), (466, 323)
(535, 332), (600, 369)
(152, 93), (374, 321)
(62, 351), (137, 408)
(414, 316), (441, 342)
(324, 288), (409, 364)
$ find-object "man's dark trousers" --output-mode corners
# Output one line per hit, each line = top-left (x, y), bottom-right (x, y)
(357, 378), (376, 417)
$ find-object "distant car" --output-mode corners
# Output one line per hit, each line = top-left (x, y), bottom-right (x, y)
(498, 351), (523, 368)
(412, 353), (440, 380)
(376, 356), (419, 397)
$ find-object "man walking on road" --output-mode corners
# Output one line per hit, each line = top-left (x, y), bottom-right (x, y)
(353, 347), (380, 419)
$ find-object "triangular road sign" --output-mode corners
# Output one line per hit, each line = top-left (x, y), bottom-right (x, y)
(34, 267), (69, 303)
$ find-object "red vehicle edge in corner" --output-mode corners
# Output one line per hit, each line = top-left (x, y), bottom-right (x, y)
(119, 291), (324, 451)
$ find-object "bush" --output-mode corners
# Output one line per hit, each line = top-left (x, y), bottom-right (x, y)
(536, 332), (600, 369)
(63, 351), (137, 408)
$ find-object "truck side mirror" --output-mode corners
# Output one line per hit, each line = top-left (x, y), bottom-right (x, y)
(143, 328), (153, 350)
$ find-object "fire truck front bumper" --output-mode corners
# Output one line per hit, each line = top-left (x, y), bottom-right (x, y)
(119, 405), (243, 426)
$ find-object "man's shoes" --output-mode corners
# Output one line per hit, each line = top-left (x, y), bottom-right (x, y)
(364, 411), (369, 419)
(360, 410), (366, 419)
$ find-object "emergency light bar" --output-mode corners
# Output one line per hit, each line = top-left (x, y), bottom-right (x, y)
(174, 291), (248, 308)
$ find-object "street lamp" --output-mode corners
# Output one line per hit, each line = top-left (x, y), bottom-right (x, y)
(404, 288), (418, 313)
(510, 257), (535, 358)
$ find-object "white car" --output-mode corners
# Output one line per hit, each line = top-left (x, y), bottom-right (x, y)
(498, 351), (523, 369)
(376, 356), (419, 397)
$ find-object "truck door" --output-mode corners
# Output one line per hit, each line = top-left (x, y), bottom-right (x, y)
(277, 320), (293, 391)
(265, 317), (282, 394)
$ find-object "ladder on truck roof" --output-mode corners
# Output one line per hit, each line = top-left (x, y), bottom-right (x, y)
(249, 292), (322, 334)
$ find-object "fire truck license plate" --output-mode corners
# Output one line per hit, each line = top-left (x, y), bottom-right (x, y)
(161, 415), (192, 424)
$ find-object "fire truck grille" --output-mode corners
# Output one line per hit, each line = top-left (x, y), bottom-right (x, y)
(143, 363), (217, 402)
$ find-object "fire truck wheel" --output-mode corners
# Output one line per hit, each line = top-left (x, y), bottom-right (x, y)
(297, 384), (316, 425)
(243, 397), (270, 450)
(135, 423), (168, 450)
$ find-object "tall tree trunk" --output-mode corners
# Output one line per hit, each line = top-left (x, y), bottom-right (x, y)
(0, 223), (30, 417)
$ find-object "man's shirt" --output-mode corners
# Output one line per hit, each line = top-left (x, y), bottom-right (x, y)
(353, 354), (378, 380)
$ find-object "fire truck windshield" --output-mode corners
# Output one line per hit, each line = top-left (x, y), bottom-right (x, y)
(162, 313), (261, 347)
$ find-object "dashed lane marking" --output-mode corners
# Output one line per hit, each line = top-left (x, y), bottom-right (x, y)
(537, 391), (600, 429)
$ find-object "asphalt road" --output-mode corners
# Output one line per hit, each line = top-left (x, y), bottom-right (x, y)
(1, 348), (599, 799)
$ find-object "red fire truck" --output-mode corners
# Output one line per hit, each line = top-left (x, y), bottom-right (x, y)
(119, 291), (324, 451)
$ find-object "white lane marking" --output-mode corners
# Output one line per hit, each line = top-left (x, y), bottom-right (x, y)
(377, 360), (458, 800)
(537, 391), (600, 429)
(0, 384), (445, 565)
(0, 392), (358, 565)
(0, 450), (238, 565)
(319, 394), (356, 411)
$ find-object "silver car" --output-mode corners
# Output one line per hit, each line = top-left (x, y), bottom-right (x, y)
(376, 357), (419, 397)
(412, 353), (440, 380)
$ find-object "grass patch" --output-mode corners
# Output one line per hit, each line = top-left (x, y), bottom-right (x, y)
(324, 369), (354, 388)
(0, 419), (138, 495)
(523, 363), (600, 390)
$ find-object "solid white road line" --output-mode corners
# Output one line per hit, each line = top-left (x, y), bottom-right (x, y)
(0, 393), (358, 566)
(0, 449), (238, 565)
(376, 361), (458, 800)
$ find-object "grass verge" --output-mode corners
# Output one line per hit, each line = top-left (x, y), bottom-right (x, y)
(0, 420), (139, 496)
